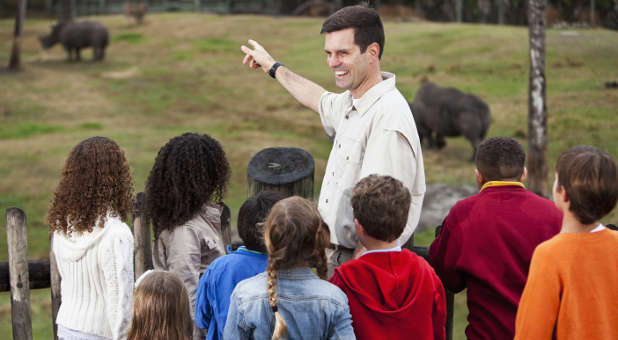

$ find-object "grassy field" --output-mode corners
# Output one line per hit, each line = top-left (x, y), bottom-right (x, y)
(1, 12), (617, 339)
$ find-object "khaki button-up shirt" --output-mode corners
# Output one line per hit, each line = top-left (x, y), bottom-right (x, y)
(317, 72), (426, 249)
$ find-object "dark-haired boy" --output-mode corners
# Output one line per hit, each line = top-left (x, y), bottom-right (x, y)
(330, 174), (446, 340)
(514, 146), (618, 339)
(429, 136), (562, 340)
(195, 190), (287, 340)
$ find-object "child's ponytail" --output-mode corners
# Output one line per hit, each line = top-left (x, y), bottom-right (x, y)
(267, 260), (288, 340)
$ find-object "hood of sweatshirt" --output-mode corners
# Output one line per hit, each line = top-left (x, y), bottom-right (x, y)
(53, 213), (123, 262)
(333, 249), (437, 317)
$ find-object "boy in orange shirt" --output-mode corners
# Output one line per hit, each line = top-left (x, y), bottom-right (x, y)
(514, 146), (618, 339)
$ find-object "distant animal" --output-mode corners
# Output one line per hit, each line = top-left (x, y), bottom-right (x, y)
(39, 21), (109, 62)
(124, 2), (148, 25)
(410, 81), (491, 161)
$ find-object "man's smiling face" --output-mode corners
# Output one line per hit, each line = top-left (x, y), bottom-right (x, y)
(324, 28), (370, 95)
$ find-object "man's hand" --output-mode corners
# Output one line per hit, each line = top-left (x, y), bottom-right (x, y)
(240, 39), (276, 74)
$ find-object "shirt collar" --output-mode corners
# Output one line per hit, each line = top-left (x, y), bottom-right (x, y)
(226, 245), (267, 256)
(346, 72), (396, 117)
(361, 245), (402, 257)
(277, 267), (316, 279)
(480, 181), (525, 192)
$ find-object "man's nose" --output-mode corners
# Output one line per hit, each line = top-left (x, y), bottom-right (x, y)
(327, 55), (340, 68)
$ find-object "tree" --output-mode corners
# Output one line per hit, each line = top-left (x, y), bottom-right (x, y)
(8, 0), (27, 71)
(527, 0), (548, 196)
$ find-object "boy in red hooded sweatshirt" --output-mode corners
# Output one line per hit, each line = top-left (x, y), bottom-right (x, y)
(330, 174), (446, 340)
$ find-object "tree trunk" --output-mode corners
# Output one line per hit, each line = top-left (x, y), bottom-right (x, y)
(9, 0), (27, 71)
(527, 0), (548, 196)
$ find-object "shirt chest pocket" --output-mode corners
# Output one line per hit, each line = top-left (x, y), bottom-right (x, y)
(334, 135), (363, 175)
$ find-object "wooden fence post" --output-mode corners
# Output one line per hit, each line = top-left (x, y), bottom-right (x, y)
(6, 207), (33, 340)
(133, 192), (153, 280)
(50, 234), (61, 340)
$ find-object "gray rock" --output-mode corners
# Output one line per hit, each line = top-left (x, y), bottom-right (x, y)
(416, 182), (477, 233)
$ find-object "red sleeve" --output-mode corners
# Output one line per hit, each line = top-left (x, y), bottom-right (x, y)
(432, 276), (447, 340)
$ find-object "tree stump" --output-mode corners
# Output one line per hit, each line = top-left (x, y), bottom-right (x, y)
(247, 147), (314, 200)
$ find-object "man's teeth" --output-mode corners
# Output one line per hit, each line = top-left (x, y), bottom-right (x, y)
(335, 71), (347, 76)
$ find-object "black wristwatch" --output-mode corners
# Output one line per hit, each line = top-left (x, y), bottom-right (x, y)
(269, 61), (283, 79)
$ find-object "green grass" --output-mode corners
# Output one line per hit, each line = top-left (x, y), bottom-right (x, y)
(112, 32), (145, 44)
(0, 122), (64, 139)
(1, 12), (617, 339)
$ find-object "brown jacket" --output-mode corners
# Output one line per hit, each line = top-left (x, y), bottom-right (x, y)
(153, 204), (226, 338)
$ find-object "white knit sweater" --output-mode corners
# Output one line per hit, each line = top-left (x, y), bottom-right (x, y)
(53, 214), (134, 340)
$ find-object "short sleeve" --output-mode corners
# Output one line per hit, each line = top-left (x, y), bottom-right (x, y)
(318, 91), (346, 138)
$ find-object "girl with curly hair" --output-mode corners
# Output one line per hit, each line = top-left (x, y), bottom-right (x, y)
(47, 136), (135, 340)
(146, 132), (230, 339)
(223, 196), (356, 340)
(128, 270), (193, 340)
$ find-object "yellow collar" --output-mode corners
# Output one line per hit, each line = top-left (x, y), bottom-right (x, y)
(481, 181), (525, 192)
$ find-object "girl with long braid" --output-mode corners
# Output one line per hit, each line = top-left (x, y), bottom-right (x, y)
(223, 196), (356, 340)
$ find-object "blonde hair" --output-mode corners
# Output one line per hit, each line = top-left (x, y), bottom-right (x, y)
(127, 271), (192, 340)
(264, 196), (330, 340)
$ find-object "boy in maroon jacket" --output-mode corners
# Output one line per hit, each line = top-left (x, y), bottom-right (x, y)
(429, 136), (562, 340)
(330, 174), (446, 340)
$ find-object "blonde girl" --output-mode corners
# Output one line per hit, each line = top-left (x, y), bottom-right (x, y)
(127, 270), (193, 340)
(223, 196), (356, 340)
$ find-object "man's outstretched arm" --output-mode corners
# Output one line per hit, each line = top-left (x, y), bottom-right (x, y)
(241, 39), (326, 113)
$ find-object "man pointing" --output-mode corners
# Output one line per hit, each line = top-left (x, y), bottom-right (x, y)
(241, 5), (425, 275)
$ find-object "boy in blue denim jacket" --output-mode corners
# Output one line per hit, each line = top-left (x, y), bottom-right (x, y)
(195, 191), (286, 340)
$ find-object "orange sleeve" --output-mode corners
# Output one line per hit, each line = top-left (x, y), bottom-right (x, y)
(514, 243), (562, 340)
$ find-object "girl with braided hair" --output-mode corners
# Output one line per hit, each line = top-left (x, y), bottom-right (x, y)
(146, 132), (230, 339)
(223, 196), (356, 340)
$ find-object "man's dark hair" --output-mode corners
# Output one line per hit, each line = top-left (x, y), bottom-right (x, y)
(320, 5), (385, 59)
(238, 190), (288, 253)
(555, 146), (618, 225)
(476, 137), (525, 181)
(351, 175), (411, 242)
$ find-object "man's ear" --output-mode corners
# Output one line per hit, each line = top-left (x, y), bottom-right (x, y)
(520, 167), (527, 182)
(366, 42), (380, 60)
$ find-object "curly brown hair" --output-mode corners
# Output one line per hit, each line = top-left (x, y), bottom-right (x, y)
(47, 136), (134, 235)
(146, 133), (230, 238)
(351, 174), (411, 242)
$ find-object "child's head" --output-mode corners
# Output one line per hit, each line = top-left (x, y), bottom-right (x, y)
(47, 136), (134, 235)
(351, 174), (411, 242)
(127, 270), (192, 340)
(554, 146), (618, 225)
(264, 196), (330, 340)
(238, 190), (288, 253)
(146, 133), (230, 237)
(475, 136), (526, 185)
